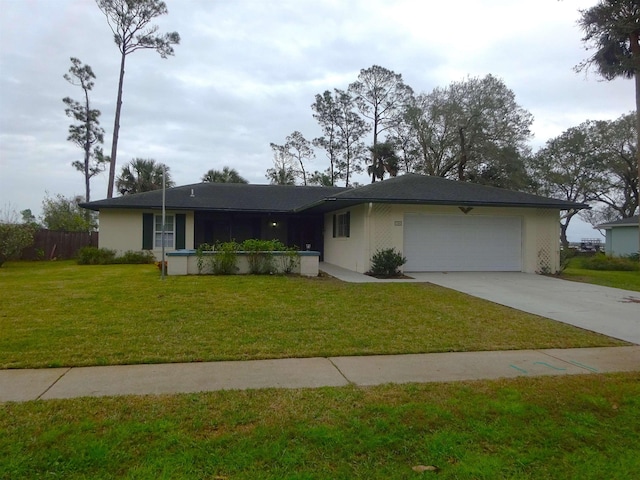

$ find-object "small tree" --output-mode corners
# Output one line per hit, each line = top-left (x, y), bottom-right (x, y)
(266, 148), (296, 185)
(0, 207), (36, 267)
(20, 209), (38, 226)
(41, 194), (97, 232)
(270, 131), (315, 185)
(0, 224), (35, 267)
(63, 57), (107, 203)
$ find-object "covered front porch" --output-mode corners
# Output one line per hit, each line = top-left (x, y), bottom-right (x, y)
(193, 211), (326, 258)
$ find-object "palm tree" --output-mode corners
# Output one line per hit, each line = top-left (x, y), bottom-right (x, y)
(116, 158), (174, 195)
(202, 166), (248, 183)
(367, 141), (400, 181)
(578, 0), (640, 253)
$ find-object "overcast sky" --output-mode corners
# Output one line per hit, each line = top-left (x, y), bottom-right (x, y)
(0, 0), (634, 241)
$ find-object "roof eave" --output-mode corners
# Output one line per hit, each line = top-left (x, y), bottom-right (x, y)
(80, 203), (298, 214)
(298, 198), (589, 212)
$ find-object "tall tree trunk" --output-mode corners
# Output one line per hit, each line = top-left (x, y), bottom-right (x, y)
(370, 107), (378, 183)
(107, 53), (127, 199)
(84, 87), (91, 203)
(635, 70), (640, 257)
(630, 32), (640, 258)
(634, 69), (640, 258)
(560, 221), (570, 252)
(458, 126), (467, 181)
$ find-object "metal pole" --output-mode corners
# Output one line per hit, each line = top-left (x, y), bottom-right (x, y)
(161, 166), (166, 280)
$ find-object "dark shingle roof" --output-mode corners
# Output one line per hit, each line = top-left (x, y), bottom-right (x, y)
(596, 215), (639, 229)
(81, 183), (348, 212)
(82, 174), (588, 213)
(297, 174), (588, 212)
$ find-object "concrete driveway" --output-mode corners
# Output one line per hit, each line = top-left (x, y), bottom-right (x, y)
(407, 272), (640, 345)
(319, 264), (640, 345)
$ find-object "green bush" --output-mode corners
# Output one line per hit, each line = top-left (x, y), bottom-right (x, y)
(625, 252), (639, 262)
(77, 247), (155, 265)
(114, 250), (156, 264)
(243, 239), (300, 275)
(77, 247), (117, 265)
(558, 248), (578, 274)
(580, 254), (639, 271)
(241, 239), (282, 274)
(196, 242), (239, 275)
(369, 248), (407, 277)
(196, 239), (299, 275)
(277, 249), (300, 274)
(0, 223), (36, 267)
(211, 241), (240, 275)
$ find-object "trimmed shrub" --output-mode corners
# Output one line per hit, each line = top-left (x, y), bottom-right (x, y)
(115, 250), (156, 264)
(77, 246), (117, 265)
(196, 241), (240, 275)
(369, 248), (407, 277)
(580, 254), (639, 271)
(77, 247), (155, 265)
(196, 239), (300, 275)
(211, 241), (240, 275)
(241, 239), (282, 274)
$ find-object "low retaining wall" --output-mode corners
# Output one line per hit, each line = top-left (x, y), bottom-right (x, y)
(166, 250), (320, 277)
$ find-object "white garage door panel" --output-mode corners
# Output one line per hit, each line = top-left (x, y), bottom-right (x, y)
(404, 214), (522, 271)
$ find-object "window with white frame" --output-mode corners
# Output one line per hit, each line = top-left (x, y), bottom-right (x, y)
(154, 215), (174, 248)
(334, 211), (350, 238)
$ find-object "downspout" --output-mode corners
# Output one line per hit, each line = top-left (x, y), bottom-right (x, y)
(366, 202), (373, 272)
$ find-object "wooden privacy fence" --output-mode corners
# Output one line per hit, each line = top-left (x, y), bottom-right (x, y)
(21, 229), (98, 260)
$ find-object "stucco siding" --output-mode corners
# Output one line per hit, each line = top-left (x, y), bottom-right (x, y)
(323, 204), (368, 272)
(98, 209), (195, 260)
(607, 226), (639, 256)
(324, 204), (561, 274)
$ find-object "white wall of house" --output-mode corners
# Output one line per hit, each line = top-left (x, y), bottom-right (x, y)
(605, 226), (639, 256)
(98, 209), (195, 260)
(98, 209), (142, 254)
(323, 204), (369, 272)
(323, 204), (560, 274)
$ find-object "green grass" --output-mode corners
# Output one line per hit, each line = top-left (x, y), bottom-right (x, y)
(1, 373), (639, 479)
(2, 261), (638, 478)
(0, 261), (626, 369)
(561, 257), (640, 291)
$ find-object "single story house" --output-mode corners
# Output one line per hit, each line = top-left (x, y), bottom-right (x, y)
(81, 174), (587, 274)
(596, 215), (639, 257)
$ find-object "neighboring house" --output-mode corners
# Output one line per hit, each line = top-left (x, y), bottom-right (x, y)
(596, 215), (640, 257)
(81, 174), (587, 274)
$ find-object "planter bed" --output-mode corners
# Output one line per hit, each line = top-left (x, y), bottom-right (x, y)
(166, 249), (320, 276)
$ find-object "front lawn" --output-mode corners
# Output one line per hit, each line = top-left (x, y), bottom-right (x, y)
(560, 257), (640, 291)
(2, 373), (639, 479)
(0, 261), (627, 369)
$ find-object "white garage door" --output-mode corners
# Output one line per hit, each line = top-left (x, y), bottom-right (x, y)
(403, 214), (522, 271)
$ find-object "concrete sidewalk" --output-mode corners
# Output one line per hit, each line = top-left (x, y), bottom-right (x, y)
(2, 346), (639, 402)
